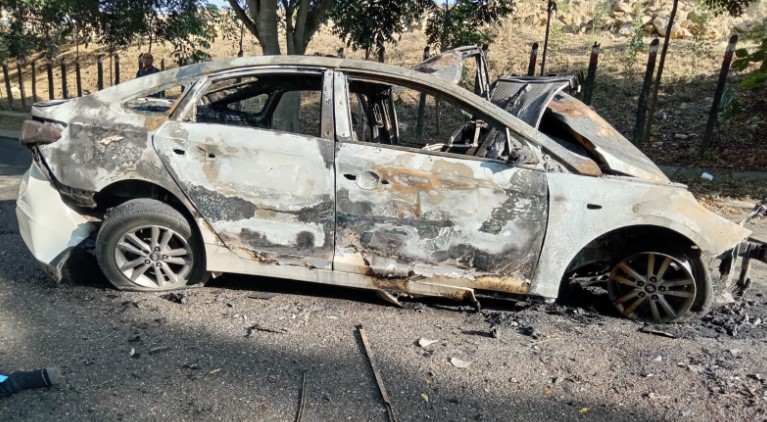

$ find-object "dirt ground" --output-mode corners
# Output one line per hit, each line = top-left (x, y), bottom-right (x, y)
(2, 136), (767, 421)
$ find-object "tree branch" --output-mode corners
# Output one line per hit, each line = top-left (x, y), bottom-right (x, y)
(303, 0), (333, 48)
(227, 0), (259, 43)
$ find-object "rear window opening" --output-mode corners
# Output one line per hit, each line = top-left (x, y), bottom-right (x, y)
(123, 82), (193, 116)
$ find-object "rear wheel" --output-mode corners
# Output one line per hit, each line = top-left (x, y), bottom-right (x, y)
(607, 250), (711, 323)
(96, 199), (208, 291)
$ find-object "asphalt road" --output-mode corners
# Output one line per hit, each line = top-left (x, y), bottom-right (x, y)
(1, 137), (766, 421)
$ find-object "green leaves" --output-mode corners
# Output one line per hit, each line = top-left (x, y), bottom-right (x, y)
(702, 0), (757, 17)
(332, 0), (433, 55)
(331, 0), (513, 56)
(425, 0), (513, 52)
(0, 0), (215, 61)
(732, 37), (767, 88)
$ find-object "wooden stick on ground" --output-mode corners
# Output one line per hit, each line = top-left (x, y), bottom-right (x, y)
(357, 325), (397, 422)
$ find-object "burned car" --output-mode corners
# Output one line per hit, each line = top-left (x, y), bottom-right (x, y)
(15, 49), (766, 323)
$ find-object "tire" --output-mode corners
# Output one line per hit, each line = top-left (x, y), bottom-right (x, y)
(96, 198), (208, 291)
(606, 247), (711, 323)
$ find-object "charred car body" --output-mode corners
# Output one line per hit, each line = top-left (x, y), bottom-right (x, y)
(16, 48), (767, 323)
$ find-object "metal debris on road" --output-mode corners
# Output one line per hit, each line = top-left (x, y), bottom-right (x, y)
(357, 325), (397, 422)
(148, 346), (170, 355)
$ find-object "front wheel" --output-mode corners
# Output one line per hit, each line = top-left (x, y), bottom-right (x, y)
(96, 199), (208, 291)
(607, 250), (711, 323)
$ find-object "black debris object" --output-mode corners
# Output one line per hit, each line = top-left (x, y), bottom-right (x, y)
(461, 327), (499, 338)
(245, 324), (288, 336)
(160, 292), (188, 305)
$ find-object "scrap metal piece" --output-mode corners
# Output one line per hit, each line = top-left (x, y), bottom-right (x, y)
(721, 199), (767, 295)
(294, 371), (307, 422)
(376, 291), (403, 307)
(357, 326), (397, 422)
(739, 198), (767, 225)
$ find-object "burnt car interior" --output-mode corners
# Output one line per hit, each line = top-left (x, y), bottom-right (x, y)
(489, 76), (594, 159)
(347, 77), (536, 165)
(192, 74), (324, 137)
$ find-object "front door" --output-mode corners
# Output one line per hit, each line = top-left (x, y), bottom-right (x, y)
(332, 74), (549, 292)
(153, 69), (336, 269)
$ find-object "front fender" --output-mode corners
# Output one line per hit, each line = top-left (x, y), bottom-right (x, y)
(529, 174), (750, 299)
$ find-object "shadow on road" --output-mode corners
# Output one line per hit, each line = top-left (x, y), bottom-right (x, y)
(0, 137), (31, 176)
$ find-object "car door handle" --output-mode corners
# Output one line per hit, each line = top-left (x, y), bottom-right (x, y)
(343, 172), (388, 189)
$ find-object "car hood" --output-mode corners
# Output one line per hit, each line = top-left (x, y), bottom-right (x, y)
(546, 94), (669, 183)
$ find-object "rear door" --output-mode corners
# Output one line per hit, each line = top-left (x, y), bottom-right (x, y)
(153, 69), (336, 269)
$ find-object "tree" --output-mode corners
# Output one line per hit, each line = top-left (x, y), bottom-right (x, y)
(332, 0), (433, 58)
(425, 0), (513, 53)
(227, 0), (514, 57)
(0, 0), (215, 63)
(226, 0), (333, 55)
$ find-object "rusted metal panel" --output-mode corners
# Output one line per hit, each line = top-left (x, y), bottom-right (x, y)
(530, 173), (751, 299)
(547, 93), (669, 183)
(334, 142), (548, 295)
(154, 121), (336, 269)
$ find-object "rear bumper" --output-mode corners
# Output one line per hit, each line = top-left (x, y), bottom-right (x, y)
(15, 161), (95, 282)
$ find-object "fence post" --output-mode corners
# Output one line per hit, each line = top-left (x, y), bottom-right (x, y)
(75, 57), (83, 97)
(2, 59), (12, 108)
(161, 58), (165, 71)
(16, 58), (26, 108)
(632, 38), (660, 146)
(527, 42), (539, 76)
(540, 0), (557, 76)
(30, 60), (37, 102)
(46, 58), (54, 100)
(377, 48), (385, 63)
(114, 54), (121, 85)
(60, 59), (68, 99)
(583, 43), (600, 105)
(97, 55), (104, 91)
(700, 35), (739, 157)
(415, 46), (431, 140)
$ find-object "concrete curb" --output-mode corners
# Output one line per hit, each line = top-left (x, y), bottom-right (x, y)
(0, 130), (19, 140)
(0, 110), (30, 118)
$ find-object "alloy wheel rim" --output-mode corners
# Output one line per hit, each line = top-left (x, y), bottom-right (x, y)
(114, 225), (193, 289)
(607, 252), (696, 323)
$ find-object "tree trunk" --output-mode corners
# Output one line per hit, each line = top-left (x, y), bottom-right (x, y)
(228, 0), (333, 132)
